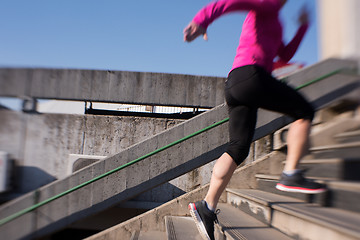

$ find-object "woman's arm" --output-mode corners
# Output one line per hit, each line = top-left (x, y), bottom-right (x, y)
(277, 7), (309, 62)
(184, 0), (280, 42)
(193, 0), (280, 29)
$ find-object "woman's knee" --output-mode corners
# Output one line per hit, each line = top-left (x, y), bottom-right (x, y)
(298, 102), (315, 121)
(212, 153), (237, 180)
(226, 144), (251, 166)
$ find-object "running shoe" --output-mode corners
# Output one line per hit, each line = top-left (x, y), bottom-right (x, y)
(188, 200), (219, 240)
(276, 170), (327, 194)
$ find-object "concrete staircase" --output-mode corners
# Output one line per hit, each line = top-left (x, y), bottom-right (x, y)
(0, 58), (359, 239)
(88, 110), (360, 240)
(221, 122), (360, 240)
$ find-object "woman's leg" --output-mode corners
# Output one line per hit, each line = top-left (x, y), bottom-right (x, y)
(204, 153), (237, 209)
(253, 70), (314, 173)
(204, 102), (257, 209)
(254, 70), (325, 193)
(284, 118), (311, 172)
(190, 66), (258, 211)
(277, 117), (325, 193)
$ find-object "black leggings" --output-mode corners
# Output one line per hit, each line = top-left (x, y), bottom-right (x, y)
(225, 65), (314, 165)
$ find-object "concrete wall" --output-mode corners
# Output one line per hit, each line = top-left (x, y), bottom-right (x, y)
(0, 108), (273, 206)
(318, 0), (360, 60)
(0, 109), (183, 193)
(0, 68), (226, 108)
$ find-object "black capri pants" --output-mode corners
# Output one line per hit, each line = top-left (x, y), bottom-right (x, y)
(225, 65), (315, 165)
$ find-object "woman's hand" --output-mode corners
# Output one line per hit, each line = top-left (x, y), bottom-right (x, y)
(298, 7), (310, 25)
(183, 21), (208, 42)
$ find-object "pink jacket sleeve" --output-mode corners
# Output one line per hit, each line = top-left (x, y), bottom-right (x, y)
(277, 24), (309, 63)
(193, 0), (281, 29)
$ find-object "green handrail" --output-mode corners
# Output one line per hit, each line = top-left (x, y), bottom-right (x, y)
(0, 68), (345, 227)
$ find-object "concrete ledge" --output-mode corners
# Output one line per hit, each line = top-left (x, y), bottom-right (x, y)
(67, 154), (107, 176)
(0, 68), (226, 108)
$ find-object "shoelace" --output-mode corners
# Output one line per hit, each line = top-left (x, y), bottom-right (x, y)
(213, 209), (220, 224)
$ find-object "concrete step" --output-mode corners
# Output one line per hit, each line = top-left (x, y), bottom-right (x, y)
(335, 129), (360, 143)
(130, 230), (167, 240)
(307, 141), (360, 159)
(255, 174), (360, 213)
(281, 158), (360, 181)
(165, 206), (292, 240)
(216, 203), (293, 240)
(226, 189), (360, 240)
(165, 216), (203, 240)
(255, 174), (327, 203)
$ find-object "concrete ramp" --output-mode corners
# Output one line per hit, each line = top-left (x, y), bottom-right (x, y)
(0, 58), (359, 239)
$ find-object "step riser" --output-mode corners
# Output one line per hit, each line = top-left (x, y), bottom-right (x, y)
(227, 192), (359, 240)
(299, 160), (360, 181)
(336, 135), (360, 143)
(301, 163), (344, 180)
(257, 179), (360, 213)
(271, 210), (358, 240)
(324, 189), (360, 213)
(335, 130), (360, 143)
(310, 147), (360, 159)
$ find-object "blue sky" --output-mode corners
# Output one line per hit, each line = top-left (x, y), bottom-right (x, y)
(1, 0), (318, 76)
(1, 0), (318, 109)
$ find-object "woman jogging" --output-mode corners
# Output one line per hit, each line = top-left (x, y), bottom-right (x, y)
(183, 0), (326, 239)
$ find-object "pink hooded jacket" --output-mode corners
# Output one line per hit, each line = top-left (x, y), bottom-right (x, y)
(192, 0), (308, 73)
